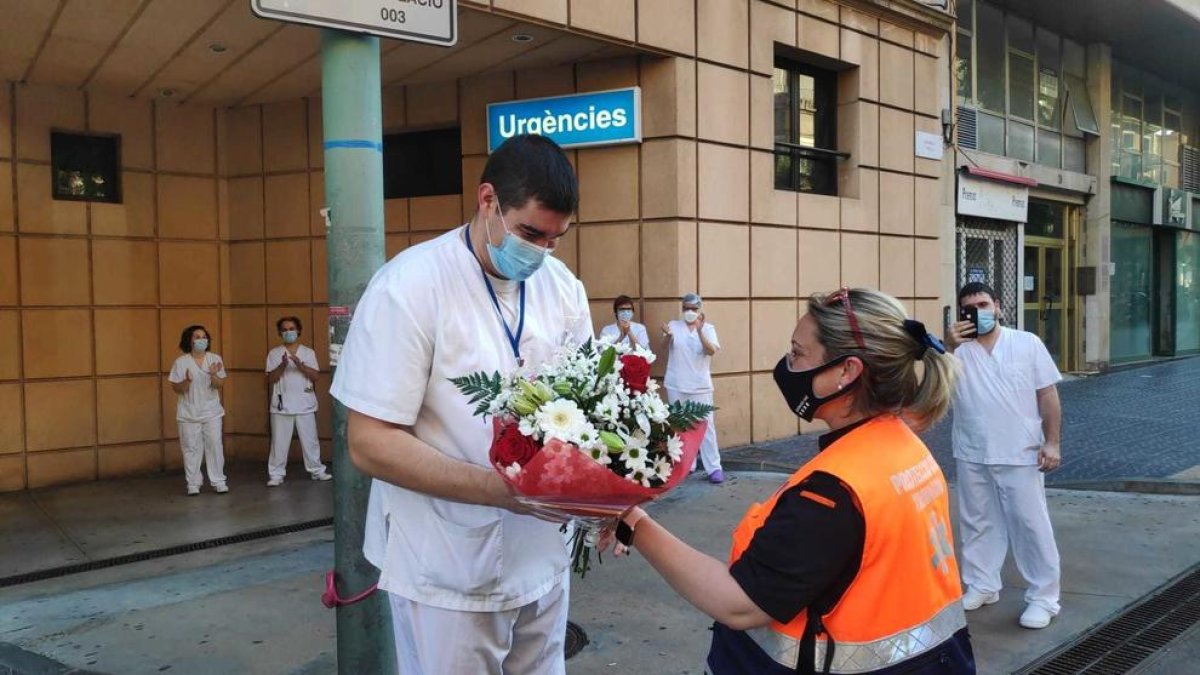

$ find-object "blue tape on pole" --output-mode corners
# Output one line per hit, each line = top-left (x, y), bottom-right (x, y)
(324, 139), (384, 152)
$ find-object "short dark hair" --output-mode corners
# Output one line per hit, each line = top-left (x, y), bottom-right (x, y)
(958, 282), (999, 305)
(481, 135), (578, 215)
(178, 325), (211, 353)
(612, 295), (634, 313)
(276, 316), (303, 333)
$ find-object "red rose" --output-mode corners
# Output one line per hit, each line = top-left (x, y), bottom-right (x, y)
(493, 423), (540, 467)
(619, 354), (652, 394)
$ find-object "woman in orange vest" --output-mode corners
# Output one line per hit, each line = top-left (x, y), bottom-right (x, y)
(613, 288), (976, 674)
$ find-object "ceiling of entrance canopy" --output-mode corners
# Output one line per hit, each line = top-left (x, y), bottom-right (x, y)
(0, 0), (639, 107)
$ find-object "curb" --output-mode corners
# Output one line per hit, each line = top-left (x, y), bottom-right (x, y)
(1049, 478), (1200, 496)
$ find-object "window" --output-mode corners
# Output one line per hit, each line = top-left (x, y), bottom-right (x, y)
(51, 132), (121, 203)
(773, 59), (842, 195)
(1111, 63), (1194, 188)
(957, 1), (1097, 171)
(382, 127), (463, 199)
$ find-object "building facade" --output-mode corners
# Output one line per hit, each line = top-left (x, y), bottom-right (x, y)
(0, 0), (957, 492)
(952, 0), (1200, 371)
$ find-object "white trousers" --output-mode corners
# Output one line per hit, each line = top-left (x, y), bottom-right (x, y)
(388, 575), (569, 675)
(268, 413), (326, 480)
(178, 417), (226, 488)
(666, 389), (722, 474)
(956, 459), (1061, 613)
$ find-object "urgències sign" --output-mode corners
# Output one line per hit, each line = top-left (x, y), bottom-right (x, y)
(486, 88), (642, 153)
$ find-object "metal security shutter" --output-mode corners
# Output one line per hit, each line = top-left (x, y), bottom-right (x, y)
(956, 218), (1020, 327)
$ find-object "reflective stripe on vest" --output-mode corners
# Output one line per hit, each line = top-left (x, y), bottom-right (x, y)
(745, 600), (967, 673)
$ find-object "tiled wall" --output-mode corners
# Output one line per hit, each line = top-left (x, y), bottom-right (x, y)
(0, 82), (227, 490)
(454, 0), (953, 446)
(1, 0), (953, 490)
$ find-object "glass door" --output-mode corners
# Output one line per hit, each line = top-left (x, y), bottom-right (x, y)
(1023, 242), (1068, 368)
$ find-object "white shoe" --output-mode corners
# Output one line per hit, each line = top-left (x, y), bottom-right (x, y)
(186, 485), (200, 496)
(311, 471), (333, 482)
(213, 483), (229, 494)
(962, 588), (1000, 611)
(1019, 604), (1054, 629)
(267, 477), (284, 487)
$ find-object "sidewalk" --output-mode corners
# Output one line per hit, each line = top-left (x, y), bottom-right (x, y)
(2, 471), (1197, 674)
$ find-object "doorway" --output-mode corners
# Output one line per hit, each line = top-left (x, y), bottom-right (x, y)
(1023, 200), (1071, 370)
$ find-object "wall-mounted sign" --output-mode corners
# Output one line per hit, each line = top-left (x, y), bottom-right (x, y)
(915, 131), (944, 160)
(487, 88), (642, 154)
(957, 175), (1029, 222)
(252, 0), (457, 47)
(1164, 188), (1190, 227)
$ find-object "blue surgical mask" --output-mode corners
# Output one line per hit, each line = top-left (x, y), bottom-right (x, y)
(193, 338), (209, 353)
(617, 309), (634, 322)
(486, 202), (549, 281)
(282, 330), (299, 344)
(977, 309), (997, 335)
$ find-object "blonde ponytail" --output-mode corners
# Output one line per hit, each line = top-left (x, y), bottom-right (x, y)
(807, 289), (958, 431)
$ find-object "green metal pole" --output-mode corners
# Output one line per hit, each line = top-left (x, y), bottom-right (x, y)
(320, 29), (394, 675)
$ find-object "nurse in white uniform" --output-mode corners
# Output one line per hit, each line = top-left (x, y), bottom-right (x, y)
(168, 325), (228, 496)
(265, 315), (331, 486)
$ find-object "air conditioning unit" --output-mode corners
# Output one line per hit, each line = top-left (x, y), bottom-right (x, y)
(1182, 145), (1200, 192)
(957, 106), (978, 150)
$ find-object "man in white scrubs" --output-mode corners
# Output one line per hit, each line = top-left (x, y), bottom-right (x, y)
(265, 316), (331, 486)
(947, 282), (1063, 630)
(598, 294), (651, 354)
(660, 293), (724, 484)
(331, 135), (591, 675)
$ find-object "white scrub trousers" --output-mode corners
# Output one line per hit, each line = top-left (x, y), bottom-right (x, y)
(388, 574), (569, 675)
(268, 413), (326, 480)
(179, 417), (227, 489)
(956, 459), (1061, 614)
(666, 389), (722, 475)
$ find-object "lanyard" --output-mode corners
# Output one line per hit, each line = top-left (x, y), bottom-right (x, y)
(464, 225), (526, 364)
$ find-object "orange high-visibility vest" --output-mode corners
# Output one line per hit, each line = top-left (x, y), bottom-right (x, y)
(729, 415), (966, 673)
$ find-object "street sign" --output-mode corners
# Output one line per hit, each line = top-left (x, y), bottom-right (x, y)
(487, 88), (642, 153)
(252, 0), (457, 47)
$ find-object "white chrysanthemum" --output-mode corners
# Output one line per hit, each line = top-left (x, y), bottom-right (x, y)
(535, 398), (588, 443)
(653, 458), (674, 481)
(503, 462), (522, 479)
(625, 465), (655, 488)
(573, 423), (600, 449)
(618, 432), (651, 468)
(665, 434), (684, 462)
(586, 446), (612, 466)
(592, 394), (621, 425)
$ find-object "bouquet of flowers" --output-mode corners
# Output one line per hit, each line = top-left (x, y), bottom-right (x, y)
(451, 339), (714, 575)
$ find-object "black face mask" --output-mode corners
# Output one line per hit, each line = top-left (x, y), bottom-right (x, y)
(773, 354), (856, 422)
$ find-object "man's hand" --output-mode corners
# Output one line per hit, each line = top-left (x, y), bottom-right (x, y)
(181, 370), (192, 390)
(1037, 442), (1061, 472)
(697, 312), (707, 329)
(207, 361), (222, 376)
(289, 353), (302, 367)
(618, 319), (630, 336)
(660, 322), (672, 338)
(947, 319), (977, 350)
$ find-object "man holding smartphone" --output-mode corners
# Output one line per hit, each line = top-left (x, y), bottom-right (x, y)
(946, 282), (1063, 630)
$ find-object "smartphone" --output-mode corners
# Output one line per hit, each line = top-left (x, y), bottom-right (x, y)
(959, 306), (980, 335)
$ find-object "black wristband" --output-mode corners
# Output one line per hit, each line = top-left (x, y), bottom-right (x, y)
(616, 520), (635, 547)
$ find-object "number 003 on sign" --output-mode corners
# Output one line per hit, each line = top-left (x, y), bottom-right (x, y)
(252, 0), (457, 47)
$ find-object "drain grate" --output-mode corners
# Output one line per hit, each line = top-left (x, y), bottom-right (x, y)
(0, 517), (333, 589)
(1016, 563), (1200, 674)
(564, 621), (589, 660)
